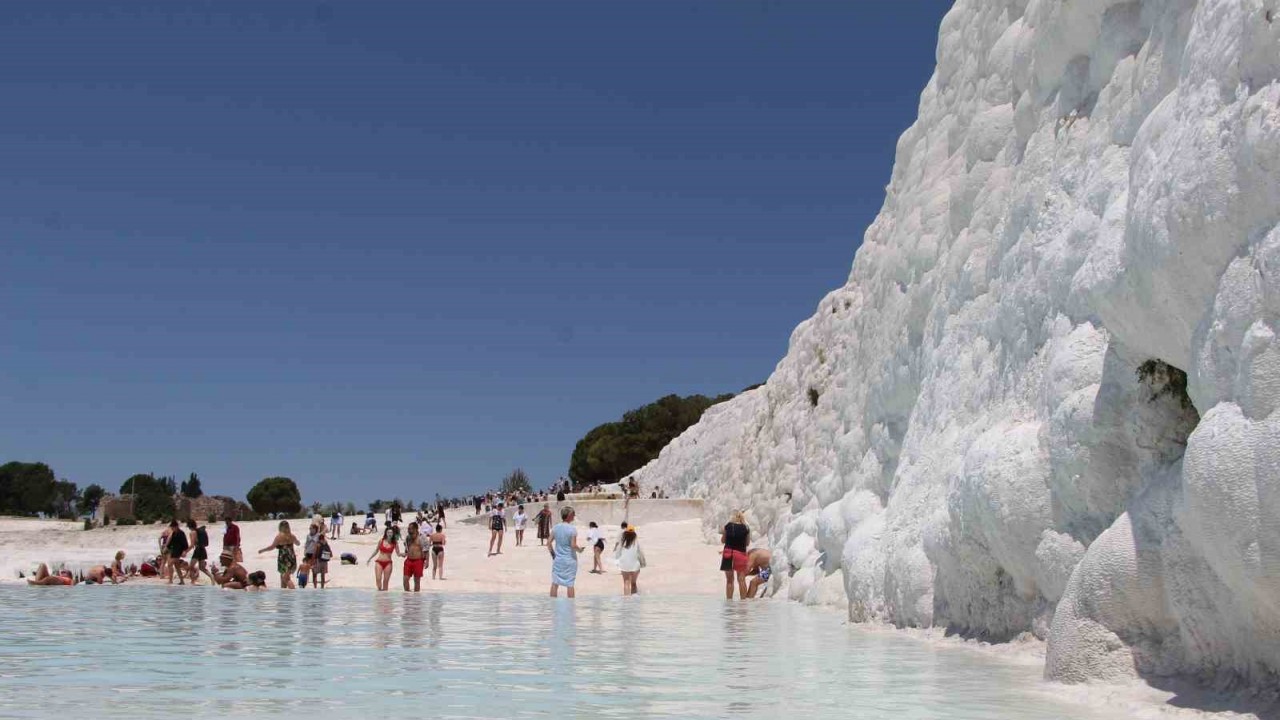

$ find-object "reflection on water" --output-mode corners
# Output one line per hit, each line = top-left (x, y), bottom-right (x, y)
(0, 586), (1121, 719)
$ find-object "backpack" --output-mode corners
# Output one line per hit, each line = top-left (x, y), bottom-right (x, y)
(196, 527), (209, 548)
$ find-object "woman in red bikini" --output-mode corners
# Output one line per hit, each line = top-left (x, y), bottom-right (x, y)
(365, 526), (397, 591)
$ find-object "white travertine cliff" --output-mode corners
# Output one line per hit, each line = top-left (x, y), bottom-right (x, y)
(636, 0), (1280, 691)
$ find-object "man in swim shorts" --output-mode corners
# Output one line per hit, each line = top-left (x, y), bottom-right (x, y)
(745, 548), (773, 599)
(402, 522), (426, 592)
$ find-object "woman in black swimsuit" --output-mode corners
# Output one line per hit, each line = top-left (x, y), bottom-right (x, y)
(429, 523), (447, 580)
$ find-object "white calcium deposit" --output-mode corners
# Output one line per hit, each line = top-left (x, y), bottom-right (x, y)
(635, 0), (1280, 691)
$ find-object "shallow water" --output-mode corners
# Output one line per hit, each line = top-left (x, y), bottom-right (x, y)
(0, 586), (1123, 719)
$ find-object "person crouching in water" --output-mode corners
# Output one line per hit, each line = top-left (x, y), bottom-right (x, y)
(745, 548), (773, 598)
(402, 522), (426, 592)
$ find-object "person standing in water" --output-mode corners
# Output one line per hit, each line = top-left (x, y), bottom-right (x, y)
(720, 511), (751, 599)
(402, 522), (426, 592)
(258, 520), (300, 589)
(513, 505), (528, 547)
(614, 526), (644, 596)
(429, 523), (447, 580)
(535, 503), (553, 546)
(548, 506), (583, 598)
(366, 526), (397, 591)
(487, 502), (506, 556)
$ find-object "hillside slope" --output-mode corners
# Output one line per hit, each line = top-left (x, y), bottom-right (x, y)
(635, 0), (1280, 690)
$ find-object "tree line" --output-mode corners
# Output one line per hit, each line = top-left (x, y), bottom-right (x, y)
(568, 392), (741, 485)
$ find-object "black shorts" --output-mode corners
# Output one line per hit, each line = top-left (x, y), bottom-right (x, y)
(192, 547), (208, 561)
(594, 540), (605, 551)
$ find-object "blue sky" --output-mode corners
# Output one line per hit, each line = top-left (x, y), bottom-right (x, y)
(0, 1), (950, 505)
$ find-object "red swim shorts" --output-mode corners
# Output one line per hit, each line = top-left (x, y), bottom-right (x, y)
(403, 558), (425, 578)
(720, 549), (748, 573)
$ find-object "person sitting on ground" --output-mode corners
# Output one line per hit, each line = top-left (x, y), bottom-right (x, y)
(212, 551), (249, 588)
(27, 563), (74, 586)
(744, 548), (773, 599)
(109, 551), (127, 583)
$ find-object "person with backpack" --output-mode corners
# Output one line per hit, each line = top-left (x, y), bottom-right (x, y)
(186, 519), (214, 585)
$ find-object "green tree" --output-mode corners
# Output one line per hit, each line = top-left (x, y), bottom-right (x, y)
(78, 483), (106, 516)
(246, 477), (302, 517)
(180, 473), (203, 498)
(51, 479), (79, 519)
(121, 473), (174, 522)
(343, 501), (358, 516)
(568, 393), (734, 484)
(501, 468), (532, 495)
(0, 461), (59, 515)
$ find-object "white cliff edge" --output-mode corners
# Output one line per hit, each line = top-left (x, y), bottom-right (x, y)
(635, 0), (1280, 694)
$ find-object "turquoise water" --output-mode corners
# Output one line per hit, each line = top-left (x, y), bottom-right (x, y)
(0, 586), (1121, 719)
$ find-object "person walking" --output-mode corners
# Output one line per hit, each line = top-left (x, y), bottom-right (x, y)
(487, 502), (506, 556)
(513, 505), (528, 547)
(165, 520), (190, 585)
(329, 510), (341, 540)
(187, 519), (214, 585)
(535, 503), (553, 547)
(366, 526), (397, 591)
(585, 522), (605, 574)
(402, 522), (426, 592)
(614, 525), (644, 596)
(258, 520), (300, 589)
(548, 506), (583, 598)
(720, 511), (751, 599)
(429, 523), (447, 580)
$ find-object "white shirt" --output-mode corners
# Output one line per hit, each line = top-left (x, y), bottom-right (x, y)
(514, 512), (528, 529)
(616, 541), (644, 572)
(585, 528), (602, 546)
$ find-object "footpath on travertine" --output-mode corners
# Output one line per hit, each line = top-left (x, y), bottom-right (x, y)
(459, 498), (704, 528)
(0, 500), (724, 596)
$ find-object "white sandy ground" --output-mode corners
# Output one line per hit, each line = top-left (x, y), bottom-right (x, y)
(0, 514), (726, 596)
(0, 515), (1266, 719)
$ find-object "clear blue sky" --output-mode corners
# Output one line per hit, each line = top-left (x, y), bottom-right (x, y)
(0, 1), (950, 505)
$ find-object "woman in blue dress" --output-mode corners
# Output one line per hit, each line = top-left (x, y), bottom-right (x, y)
(549, 506), (584, 598)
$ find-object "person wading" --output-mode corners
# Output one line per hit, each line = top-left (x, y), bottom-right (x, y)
(720, 511), (751, 600)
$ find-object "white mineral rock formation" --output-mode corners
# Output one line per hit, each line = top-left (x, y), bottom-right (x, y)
(635, 0), (1280, 692)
